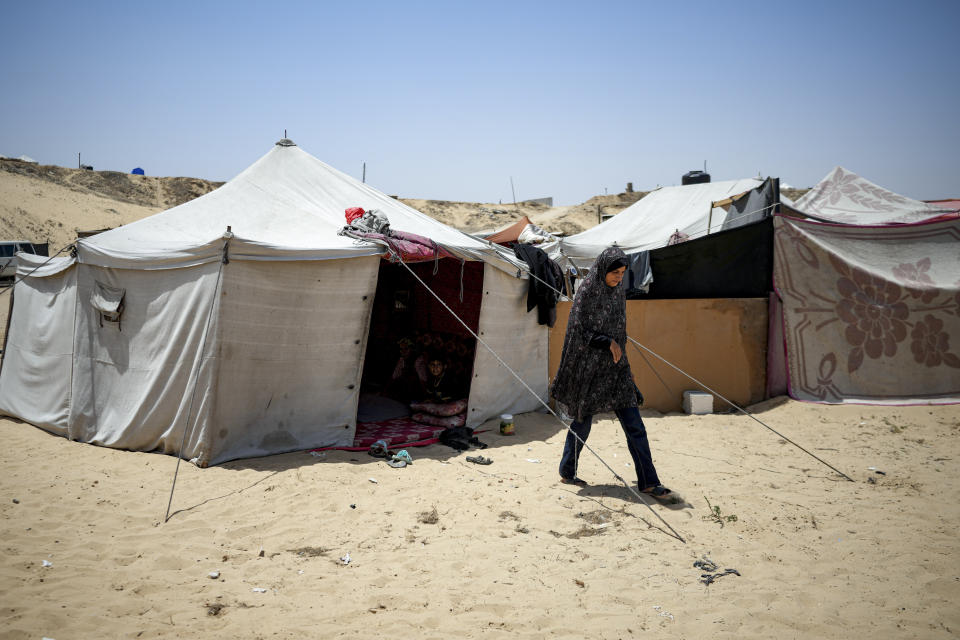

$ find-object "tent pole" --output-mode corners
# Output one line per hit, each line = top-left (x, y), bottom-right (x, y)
(164, 237), (229, 522)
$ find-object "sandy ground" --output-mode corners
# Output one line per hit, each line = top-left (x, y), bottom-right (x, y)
(1, 399), (958, 639)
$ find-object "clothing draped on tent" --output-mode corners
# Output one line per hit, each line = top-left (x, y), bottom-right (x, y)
(512, 243), (565, 327)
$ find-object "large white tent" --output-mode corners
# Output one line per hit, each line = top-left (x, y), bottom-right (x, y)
(549, 178), (764, 266)
(0, 140), (547, 465)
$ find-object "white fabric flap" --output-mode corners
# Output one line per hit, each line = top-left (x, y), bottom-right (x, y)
(91, 281), (125, 314)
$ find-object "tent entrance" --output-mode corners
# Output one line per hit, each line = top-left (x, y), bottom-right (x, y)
(357, 258), (484, 425)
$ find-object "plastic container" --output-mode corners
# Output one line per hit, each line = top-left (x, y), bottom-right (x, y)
(499, 414), (515, 435)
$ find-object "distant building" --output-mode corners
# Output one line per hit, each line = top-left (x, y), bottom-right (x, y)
(520, 197), (553, 206)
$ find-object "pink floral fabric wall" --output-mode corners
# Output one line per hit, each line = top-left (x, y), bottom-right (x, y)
(773, 215), (960, 404)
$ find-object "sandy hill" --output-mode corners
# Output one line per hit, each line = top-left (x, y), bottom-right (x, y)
(0, 159), (652, 251)
(400, 191), (648, 237)
(0, 159), (224, 253)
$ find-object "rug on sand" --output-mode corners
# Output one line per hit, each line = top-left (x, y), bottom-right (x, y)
(310, 417), (447, 452)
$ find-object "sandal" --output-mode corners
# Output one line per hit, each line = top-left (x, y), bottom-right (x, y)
(368, 439), (391, 458)
(559, 476), (587, 487)
(642, 485), (673, 498)
(465, 455), (493, 465)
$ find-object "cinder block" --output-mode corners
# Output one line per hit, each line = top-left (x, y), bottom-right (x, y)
(682, 390), (713, 415)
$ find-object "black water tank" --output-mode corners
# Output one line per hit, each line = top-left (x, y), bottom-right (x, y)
(682, 170), (711, 185)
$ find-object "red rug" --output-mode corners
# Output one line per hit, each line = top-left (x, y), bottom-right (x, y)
(310, 417), (447, 452)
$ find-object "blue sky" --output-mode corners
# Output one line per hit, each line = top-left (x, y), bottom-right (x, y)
(2, 0), (957, 204)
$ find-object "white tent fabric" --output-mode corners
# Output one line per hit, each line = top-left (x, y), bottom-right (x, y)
(77, 142), (512, 270)
(0, 141), (546, 465)
(791, 167), (955, 225)
(550, 178), (763, 265)
(467, 263), (548, 425)
(0, 262), (76, 432)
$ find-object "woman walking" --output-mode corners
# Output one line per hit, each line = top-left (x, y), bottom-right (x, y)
(551, 247), (672, 498)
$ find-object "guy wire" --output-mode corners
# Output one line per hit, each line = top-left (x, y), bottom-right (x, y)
(514, 255), (855, 483)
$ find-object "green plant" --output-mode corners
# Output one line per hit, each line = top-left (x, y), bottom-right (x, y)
(703, 496), (738, 527)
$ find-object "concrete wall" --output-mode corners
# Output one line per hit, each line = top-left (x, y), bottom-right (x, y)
(548, 298), (769, 413)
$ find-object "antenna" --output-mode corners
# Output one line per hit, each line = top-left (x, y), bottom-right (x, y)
(703, 160), (707, 173)
(284, 129), (287, 138)
(362, 162), (366, 184)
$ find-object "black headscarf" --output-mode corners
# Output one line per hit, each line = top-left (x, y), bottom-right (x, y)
(550, 247), (636, 421)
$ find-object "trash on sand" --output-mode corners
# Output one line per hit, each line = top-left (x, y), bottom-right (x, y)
(252, 587), (267, 593)
(526, 458), (541, 463)
(208, 571), (220, 579)
(368, 478), (378, 484)
(310, 451), (327, 458)
(340, 553), (352, 565)
(42, 560), (53, 568)
(394, 450), (413, 463)
(653, 605), (674, 621)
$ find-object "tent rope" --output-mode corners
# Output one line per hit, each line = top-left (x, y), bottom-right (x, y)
(626, 336), (854, 482)
(164, 237), (229, 522)
(390, 248), (687, 543)
(514, 258), (854, 483)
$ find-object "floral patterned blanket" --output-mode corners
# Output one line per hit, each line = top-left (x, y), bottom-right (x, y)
(773, 215), (960, 404)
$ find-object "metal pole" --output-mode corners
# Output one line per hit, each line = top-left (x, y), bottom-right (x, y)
(510, 176), (517, 208)
(362, 162), (366, 184)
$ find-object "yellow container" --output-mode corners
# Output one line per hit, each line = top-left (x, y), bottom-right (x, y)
(499, 414), (515, 435)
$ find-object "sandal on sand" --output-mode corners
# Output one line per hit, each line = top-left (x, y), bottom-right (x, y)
(559, 476), (587, 487)
(642, 485), (673, 498)
(466, 455), (493, 465)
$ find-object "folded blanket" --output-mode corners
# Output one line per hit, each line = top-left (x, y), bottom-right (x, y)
(409, 398), (468, 417)
(412, 412), (466, 428)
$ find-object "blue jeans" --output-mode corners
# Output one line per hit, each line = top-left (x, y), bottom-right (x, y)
(559, 406), (662, 489)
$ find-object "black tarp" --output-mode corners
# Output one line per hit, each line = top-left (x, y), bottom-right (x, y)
(629, 217), (774, 299)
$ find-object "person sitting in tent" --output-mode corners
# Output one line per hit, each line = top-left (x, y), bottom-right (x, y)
(382, 337), (427, 403)
(420, 351), (463, 404)
(410, 351), (468, 428)
(550, 246), (672, 498)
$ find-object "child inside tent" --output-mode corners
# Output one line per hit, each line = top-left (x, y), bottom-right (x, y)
(410, 351), (467, 428)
